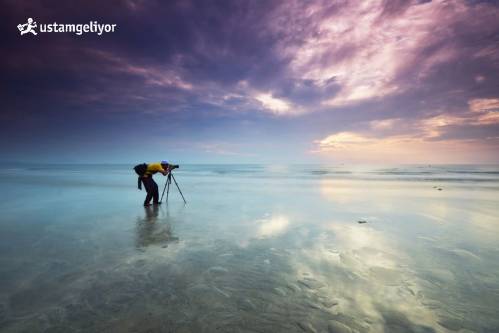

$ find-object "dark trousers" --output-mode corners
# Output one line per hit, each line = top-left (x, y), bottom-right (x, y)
(142, 176), (159, 205)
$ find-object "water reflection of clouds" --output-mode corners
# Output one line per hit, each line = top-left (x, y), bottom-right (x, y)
(294, 223), (400, 281)
(313, 178), (499, 331)
(256, 214), (290, 238)
(288, 222), (443, 332)
(135, 205), (178, 249)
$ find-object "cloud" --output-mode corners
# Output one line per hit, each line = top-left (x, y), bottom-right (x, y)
(254, 93), (292, 115)
(474, 75), (485, 83)
(370, 118), (401, 131)
(89, 49), (193, 90)
(269, 0), (499, 107)
(315, 95), (499, 156)
(474, 44), (499, 65)
(3, 0), (499, 118)
(311, 93), (499, 163)
(467, 98), (499, 125)
(312, 130), (498, 163)
(315, 132), (375, 151)
(313, 101), (499, 162)
(468, 98), (499, 113)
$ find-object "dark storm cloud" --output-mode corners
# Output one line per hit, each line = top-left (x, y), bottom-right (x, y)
(1, 1), (275, 112)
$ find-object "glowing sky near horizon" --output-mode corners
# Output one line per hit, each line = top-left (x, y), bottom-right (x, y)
(1, 0), (499, 163)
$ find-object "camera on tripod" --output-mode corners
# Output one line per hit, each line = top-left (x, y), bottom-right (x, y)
(162, 164), (186, 204)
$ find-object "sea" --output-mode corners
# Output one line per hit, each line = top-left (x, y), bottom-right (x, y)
(0, 164), (498, 332)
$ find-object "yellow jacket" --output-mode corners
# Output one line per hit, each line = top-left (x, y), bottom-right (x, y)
(145, 163), (165, 176)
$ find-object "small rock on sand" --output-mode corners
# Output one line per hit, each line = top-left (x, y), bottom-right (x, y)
(321, 299), (339, 308)
(357, 220), (367, 224)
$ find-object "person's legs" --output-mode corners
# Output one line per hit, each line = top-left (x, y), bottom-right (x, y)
(152, 178), (160, 204)
(142, 177), (154, 206)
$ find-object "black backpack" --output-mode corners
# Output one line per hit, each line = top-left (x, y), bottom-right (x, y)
(133, 163), (148, 190)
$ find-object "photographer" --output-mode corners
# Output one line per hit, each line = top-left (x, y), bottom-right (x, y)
(140, 161), (177, 206)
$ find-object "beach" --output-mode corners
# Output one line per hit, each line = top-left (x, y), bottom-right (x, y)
(0, 164), (498, 332)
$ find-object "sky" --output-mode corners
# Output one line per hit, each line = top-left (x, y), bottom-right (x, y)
(1, 0), (499, 164)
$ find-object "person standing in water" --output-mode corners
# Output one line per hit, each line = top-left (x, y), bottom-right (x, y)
(141, 161), (172, 206)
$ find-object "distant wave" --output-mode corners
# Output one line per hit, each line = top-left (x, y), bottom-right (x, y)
(370, 171), (436, 175)
(309, 170), (352, 175)
(448, 171), (499, 175)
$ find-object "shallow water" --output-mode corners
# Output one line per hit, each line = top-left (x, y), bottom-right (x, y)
(0, 164), (498, 332)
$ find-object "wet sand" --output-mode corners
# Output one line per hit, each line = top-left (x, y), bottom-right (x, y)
(0, 164), (498, 332)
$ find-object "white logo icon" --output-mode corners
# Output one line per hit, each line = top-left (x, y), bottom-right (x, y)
(18, 18), (38, 36)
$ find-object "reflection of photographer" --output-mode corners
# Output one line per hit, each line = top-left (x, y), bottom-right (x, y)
(136, 205), (178, 248)
(133, 161), (179, 206)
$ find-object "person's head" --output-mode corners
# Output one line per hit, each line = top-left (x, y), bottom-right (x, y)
(161, 160), (169, 168)
(28, 18), (33, 23)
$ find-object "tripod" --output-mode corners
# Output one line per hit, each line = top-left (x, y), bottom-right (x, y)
(160, 172), (187, 204)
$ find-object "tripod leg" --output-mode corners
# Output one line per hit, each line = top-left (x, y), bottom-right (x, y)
(166, 174), (171, 203)
(160, 176), (168, 203)
(170, 174), (187, 204)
